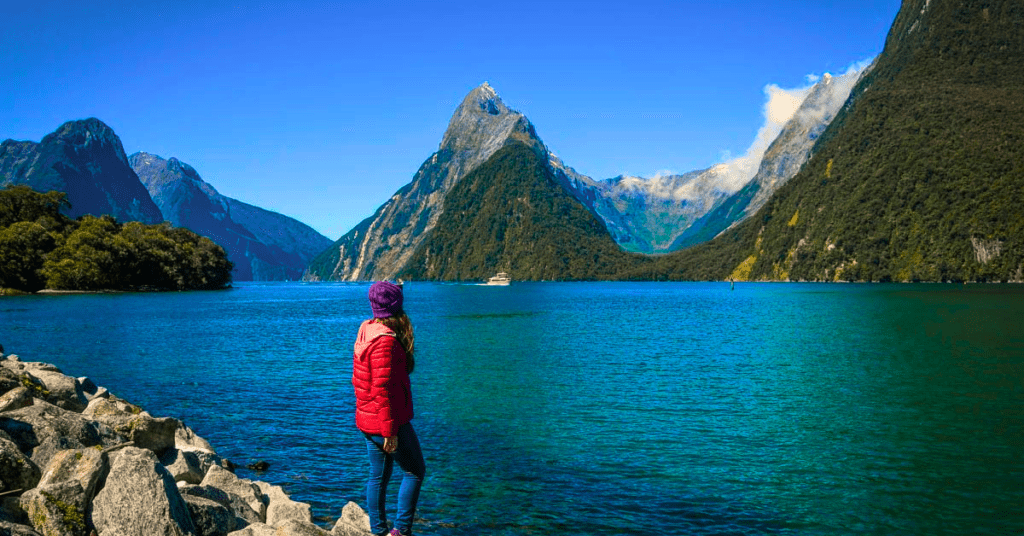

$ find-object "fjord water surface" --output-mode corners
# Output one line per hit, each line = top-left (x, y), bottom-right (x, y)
(3, 282), (1022, 535)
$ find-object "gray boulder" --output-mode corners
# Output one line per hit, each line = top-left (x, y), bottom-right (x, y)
(27, 371), (87, 413)
(82, 396), (143, 421)
(0, 359), (60, 376)
(37, 448), (107, 501)
(0, 436), (40, 494)
(74, 378), (107, 403)
(1, 494), (28, 524)
(201, 466), (266, 522)
(161, 448), (207, 485)
(272, 519), (330, 536)
(0, 387), (33, 414)
(91, 447), (197, 536)
(0, 368), (20, 394)
(180, 485), (261, 529)
(82, 398), (177, 455)
(0, 520), (42, 535)
(175, 423), (215, 453)
(330, 502), (372, 536)
(0, 401), (123, 469)
(19, 481), (89, 536)
(255, 482), (311, 527)
(123, 415), (179, 456)
(225, 523), (276, 536)
(182, 495), (235, 536)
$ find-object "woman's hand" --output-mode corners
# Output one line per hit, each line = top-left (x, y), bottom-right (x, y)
(383, 436), (398, 453)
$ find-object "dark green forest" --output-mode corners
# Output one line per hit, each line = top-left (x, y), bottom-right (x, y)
(401, 142), (650, 281)
(0, 185), (233, 292)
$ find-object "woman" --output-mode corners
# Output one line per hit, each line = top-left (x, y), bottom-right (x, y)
(352, 281), (426, 536)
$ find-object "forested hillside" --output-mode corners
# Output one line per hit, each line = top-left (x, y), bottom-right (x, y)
(642, 0), (1024, 282)
(401, 142), (648, 281)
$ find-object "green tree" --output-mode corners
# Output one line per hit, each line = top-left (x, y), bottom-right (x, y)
(0, 221), (56, 291)
(0, 185), (71, 229)
(41, 215), (123, 290)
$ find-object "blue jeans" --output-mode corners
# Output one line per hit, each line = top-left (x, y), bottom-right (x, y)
(364, 422), (426, 535)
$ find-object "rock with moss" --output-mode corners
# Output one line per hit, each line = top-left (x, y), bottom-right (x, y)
(82, 398), (181, 455)
(0, 401), (122, 469)
(36, 448), (106, 503)
(1, 356), (369, 536)
(20, 481), (89, 536)
(0, 367), (20, 394)
(25, 371), (87, 413)
(92, 447), (197, 536)
(0, 436), (41, 495)
(0, 386), (33, 414)
(121, 415), (179, 456)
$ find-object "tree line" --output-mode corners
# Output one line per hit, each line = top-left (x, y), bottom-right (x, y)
(0, 185), (233, 292)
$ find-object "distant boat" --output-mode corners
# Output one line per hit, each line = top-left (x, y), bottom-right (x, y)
(485, 272), (511, 286)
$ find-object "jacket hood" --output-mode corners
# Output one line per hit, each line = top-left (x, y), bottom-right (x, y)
(354, 319), (396, 357)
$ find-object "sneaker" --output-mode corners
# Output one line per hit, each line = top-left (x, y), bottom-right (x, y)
(389, 530), (412, 536)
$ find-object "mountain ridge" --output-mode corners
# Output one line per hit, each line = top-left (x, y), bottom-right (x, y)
(131, 152), (332, 281)
(1, 118), (163, 224)
(306, 82), (547, 281)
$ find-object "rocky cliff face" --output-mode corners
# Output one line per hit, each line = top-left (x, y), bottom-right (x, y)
(670, 66), (869, 249)
(131, 152), (332, 281)
(0, 119), (163, 224)
(307, 82), (545, 281)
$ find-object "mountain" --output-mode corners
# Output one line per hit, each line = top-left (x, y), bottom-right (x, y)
(670, 67), (870, 249)
(551, 66), (868, 254)
(646, 0), (1024, 282)
(131, 152), (332, 281)
(306, 82), (545, 281)
(554, 165), (734, 254)
(400, 141), (646, 281)
(0, 118), (162, 224)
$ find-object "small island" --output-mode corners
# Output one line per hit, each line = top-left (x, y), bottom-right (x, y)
(0, 186), (233, 294)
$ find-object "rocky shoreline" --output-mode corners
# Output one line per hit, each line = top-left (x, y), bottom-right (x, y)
(0, 351), (372, 536)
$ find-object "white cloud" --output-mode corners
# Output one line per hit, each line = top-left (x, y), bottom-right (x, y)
(714, 58), (874, 193)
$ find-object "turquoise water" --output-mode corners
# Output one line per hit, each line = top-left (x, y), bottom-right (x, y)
(2, 282), (1022, 534)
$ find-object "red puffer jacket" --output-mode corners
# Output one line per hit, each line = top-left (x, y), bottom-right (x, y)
(352, 319), (414, 437)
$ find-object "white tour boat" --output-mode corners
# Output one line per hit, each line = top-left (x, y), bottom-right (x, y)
(485, 272), (511, 286)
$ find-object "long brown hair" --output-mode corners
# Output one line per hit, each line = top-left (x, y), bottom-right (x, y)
(376, 313), (415, 374)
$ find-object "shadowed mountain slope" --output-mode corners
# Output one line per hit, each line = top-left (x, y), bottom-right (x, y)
(1, 119), (162, 224)
(131, 152), (332, 281)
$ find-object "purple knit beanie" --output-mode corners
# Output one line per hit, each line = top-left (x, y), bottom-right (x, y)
(368, 281), (403, 318)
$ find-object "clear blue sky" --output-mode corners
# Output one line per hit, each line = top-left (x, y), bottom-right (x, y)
(2, 0), (901, 239)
